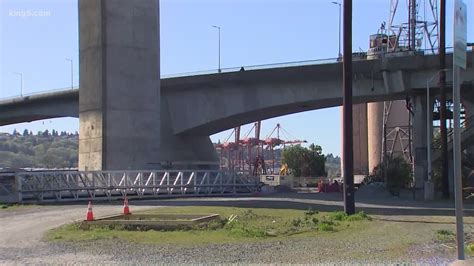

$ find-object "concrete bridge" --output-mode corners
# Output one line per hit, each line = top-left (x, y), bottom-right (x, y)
(1, 52), (474, 168)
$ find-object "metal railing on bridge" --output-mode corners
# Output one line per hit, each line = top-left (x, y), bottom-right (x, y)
(1, 47), (461, 101)
(1, 170), (259, 203)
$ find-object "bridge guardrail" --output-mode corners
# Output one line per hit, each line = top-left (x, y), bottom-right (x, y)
(1, 47), (459, 101)
(0, 87), (79, 103)
(0, 173), (19, 203)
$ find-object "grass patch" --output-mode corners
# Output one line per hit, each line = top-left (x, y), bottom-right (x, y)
(328, 211), (372, 222)
(0, 203), (34, 211)
(468, 243), (474, 252)
(46, 207), (372, 245)
(435, 229), (455, 243)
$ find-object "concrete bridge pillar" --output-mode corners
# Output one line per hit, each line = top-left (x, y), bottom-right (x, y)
(78, 0), (161, 170)
(367, 102), (384, 174)
(412, 94), (428, 197)
(160, 101), (219, 170)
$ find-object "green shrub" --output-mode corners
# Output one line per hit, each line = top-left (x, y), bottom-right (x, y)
(291, 218), (302, 227)
(435, 229), (455, 242)
(327, 211), (371, 222)
(346, 211), (371, 221)
(317, 222), (334, 232)
(385, 157), (412, 196)
(329, 211), (347, 221)
(467, 243), (474, 252)
(304, 208), (318, 216)
(224, 220), (266, 237)
(364, 157), (412, 196)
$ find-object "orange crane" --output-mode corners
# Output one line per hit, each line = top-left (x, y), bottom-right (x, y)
(263, 123), (307, 174)
(216, 122), (306, 176)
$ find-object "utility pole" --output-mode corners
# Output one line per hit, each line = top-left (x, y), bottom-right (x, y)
(439, 0), (449, 199)
(342, 0), (355, 215)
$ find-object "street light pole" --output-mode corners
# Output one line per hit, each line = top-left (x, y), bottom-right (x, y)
(332, 1), (342, 58)
(212, 25), (221, 73)
(13, 72), (23, 96)
(66, 59), (73, 90)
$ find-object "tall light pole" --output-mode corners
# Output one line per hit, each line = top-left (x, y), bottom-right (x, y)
(332, 1), (342, 59)
(13, 72), (23, 96)
(66, 58), (73, 90)
(425, 68), (449, 200)
(212, 25), (221, 73)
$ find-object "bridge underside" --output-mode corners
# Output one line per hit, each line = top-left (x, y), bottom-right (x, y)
(1, 53), (473, 172)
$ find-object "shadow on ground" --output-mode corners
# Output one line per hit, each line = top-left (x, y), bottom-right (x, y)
(127, 192), (474, 218)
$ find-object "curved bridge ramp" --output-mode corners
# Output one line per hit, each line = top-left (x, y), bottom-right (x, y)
(9, 170), (259, 203)
(432, 115), (474, 162)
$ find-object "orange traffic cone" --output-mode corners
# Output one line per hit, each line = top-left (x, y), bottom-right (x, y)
(86, 201), (94, 221)
(123, 197), (131, 215)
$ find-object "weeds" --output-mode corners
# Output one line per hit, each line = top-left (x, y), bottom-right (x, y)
(48, 207), (371, 243)
(304, 208), (318, 216)
(224, 220), (267, 237)
(435, 229), (455, 243)
(317, 222), (334, 232)
(467, 243), (474, 253)
(328, 211), (371, 222)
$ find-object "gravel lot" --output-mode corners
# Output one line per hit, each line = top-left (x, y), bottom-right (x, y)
(1, 194), (473, 264)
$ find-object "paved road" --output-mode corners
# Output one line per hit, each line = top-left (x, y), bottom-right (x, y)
(0, 203), (155, 248)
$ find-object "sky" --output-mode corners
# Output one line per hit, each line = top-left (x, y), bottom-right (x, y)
(0, 0), (473, 156)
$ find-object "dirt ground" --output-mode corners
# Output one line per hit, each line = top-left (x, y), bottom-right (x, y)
(1, 192), (474, 264)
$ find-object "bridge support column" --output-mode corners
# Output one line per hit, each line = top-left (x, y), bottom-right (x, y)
(78, 0), (161, 170)
(412, 94), (428, 198)
(160, 100), (219, 170)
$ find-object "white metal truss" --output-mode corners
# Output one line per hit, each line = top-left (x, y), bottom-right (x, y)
(382, 101), (414, 166)
(10, 170), (259, 203)
(384, 126), (413, 164)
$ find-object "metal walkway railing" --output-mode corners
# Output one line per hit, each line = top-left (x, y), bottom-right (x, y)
(1, 170), (259, 203)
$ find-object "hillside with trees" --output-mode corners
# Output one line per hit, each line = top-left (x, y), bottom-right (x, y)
(0, 130), (341, 175)
(0, 130), (78, 169)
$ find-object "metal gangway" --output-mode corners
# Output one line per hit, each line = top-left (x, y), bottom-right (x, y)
(0, 170), (259, 203)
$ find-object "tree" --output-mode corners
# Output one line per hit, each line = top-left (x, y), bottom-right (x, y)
(281, 145), (307, 177)
(306, 144), (326, 177)
(281, 144), (327, 177)
(23, 129), (29, 137)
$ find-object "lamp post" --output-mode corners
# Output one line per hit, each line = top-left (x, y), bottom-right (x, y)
(212, 25), (221, 73)
(13, 72), (23, 96)
(332, 1), (342, 59)
(66, 58), (73, 90)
